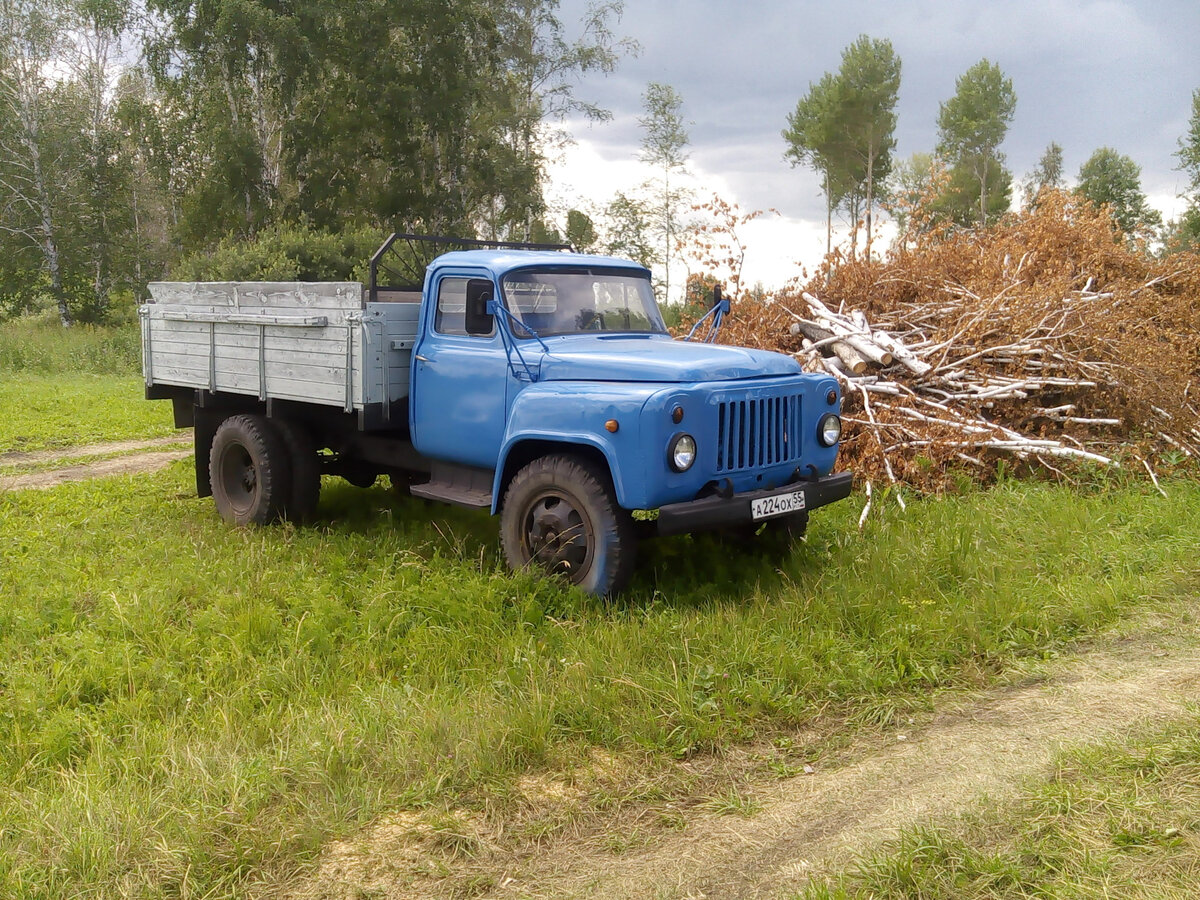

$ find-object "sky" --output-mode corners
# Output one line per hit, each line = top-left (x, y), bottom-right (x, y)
(544, 0), (1200, 293)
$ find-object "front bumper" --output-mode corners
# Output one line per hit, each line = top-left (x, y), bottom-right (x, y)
(656, 471), (854, 537)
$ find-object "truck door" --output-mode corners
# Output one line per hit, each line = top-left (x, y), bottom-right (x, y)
(410, 272), (510, 468)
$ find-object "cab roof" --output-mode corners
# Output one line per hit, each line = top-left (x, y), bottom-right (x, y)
(428, 249), (651, 279)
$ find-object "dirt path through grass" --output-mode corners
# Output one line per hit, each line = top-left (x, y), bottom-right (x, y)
(0, 434), (191, 491)
(300, 616), (1200, 900)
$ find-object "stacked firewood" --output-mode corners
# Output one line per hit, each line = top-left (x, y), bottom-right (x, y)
(696, 193), (1200, 492)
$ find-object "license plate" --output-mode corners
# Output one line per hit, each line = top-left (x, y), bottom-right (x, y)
(750, 489), (807, 521)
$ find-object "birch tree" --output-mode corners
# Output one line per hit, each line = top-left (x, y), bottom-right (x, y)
(783, 73), (851, 258)
(500, 0), (635, 237)
(0, 0), (73, 324)
(638, 81), (690, 302)
(1076, 147), (1160, 237)
(784, 37), (900, 261)
(936, 59), (1016, 227)
(1021, 141), (1064, 209)
(836, 35), (900, 258)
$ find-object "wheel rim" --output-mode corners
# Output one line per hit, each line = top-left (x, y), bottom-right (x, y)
(218, 443), (258, 515)
(520, 489), (594, 583)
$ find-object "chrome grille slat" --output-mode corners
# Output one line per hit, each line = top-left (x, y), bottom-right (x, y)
(715, 391), (804, 473)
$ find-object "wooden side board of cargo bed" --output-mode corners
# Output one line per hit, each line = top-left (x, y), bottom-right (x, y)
(140, 282), (418, 420)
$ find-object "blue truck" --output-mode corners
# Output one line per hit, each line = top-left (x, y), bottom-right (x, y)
(142, 234), (852, 594)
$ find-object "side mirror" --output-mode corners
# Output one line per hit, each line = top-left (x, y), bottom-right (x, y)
(713, 284), (730, 315)
(464, 279), (495, 335)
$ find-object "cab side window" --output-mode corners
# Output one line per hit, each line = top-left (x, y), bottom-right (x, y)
(436, 277), (495, 337)
(435, 277), (469, 335)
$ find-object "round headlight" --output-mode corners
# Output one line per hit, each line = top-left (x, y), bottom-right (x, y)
(818, 413), (842, 447)
(669, 433), (697, 471)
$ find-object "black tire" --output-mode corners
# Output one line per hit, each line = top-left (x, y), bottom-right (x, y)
(273, 419), (321, 523)
(500, 455), (637, 596)
(209, 414), (292, 526)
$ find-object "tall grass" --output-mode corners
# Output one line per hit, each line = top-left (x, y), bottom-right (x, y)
(0, 321), (175, 453)
(0, 318), (141, 375)
(0, 375), (176, 453)
(1, 466), (1198, 897)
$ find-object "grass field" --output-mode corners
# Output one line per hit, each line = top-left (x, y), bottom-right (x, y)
(0, 321), (175, 453)
(0, 374), (177, 453)
(2, 456), (1199, 896)
(3, 323), (1199, 897)
(804, 711), (1200, 899)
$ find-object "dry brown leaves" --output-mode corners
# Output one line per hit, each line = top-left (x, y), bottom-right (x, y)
(685, 190), (1200, 490)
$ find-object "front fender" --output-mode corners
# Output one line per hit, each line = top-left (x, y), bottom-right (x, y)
(492, 382), (667, 512)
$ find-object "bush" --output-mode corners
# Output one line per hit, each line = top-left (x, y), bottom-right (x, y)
(173, 224), (387, 283)
(0, 318), (141, 375)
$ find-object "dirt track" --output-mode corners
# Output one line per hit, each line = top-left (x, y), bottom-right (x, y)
(0, 435), (191, 491)
(298, 616), (1200, 900)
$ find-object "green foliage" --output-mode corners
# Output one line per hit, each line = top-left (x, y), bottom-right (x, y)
(1021, 140), (1064, 209)
(1168, 88), (1200, 252)
(639, 81), (689, 172)
(1177, 88), (1200, 191)
(173, 224), (386, 282)
(1075, 147), (1162, 237)
(936, 59), (1017, 226)
(935, 157), (1012, 229)
(783, 36), (901, 257)
(0, 0), (156, 325)
(883, 152), (934, 237)
(1161, 203), (1200, 254)
(638, 81), (691, 300)
(0, 0), (636, 322)
(832, 36), (901, 254)
(603, 191), (659, 271)
(565, 208), (598, 252)
(527, 218), (563, 246)
(784, 72), (852, 239)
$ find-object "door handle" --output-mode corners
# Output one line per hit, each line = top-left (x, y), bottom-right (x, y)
(415, 354), (431, 363)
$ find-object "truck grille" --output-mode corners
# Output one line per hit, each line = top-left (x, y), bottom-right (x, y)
(715, 393), (803, 472)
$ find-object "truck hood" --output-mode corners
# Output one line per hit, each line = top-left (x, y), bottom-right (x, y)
(537, 335), (802, 383)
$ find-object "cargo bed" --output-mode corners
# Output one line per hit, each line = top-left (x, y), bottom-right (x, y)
(140, 281), (418, 428)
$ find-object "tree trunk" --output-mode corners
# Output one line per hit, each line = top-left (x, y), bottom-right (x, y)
(21, 90), (71, 325)
(979, 160), (988, 228)
(825, 176), (832, 259)
(662, 166), (671, 303)
(865, 148), (875, 261)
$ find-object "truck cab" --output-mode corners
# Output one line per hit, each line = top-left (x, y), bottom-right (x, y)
(142, 234), (852, 595)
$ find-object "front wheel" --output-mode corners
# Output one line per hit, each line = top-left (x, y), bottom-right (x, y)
(500, 455), (637, 596)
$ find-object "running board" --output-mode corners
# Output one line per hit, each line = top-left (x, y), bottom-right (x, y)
(408, 462), (493, 509)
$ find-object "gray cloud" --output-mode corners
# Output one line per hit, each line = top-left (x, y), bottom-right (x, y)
(555, 0), (1200, 219)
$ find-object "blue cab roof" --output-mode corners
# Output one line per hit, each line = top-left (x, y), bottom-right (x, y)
(428, 249), (651, 279)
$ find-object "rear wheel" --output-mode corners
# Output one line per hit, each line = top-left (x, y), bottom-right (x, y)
(501, 455), (637, 596)
(273, 418), (321, 523)
(209, 414), (291, 525)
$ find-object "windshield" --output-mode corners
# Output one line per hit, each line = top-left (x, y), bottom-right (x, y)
(500, 268), (667, 337)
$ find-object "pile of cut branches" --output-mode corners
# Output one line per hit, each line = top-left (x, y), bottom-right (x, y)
(706, 191), (1200, 491)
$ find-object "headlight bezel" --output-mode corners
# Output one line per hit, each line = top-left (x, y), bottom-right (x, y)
(818, 413), (842, 447)
(668, 432), (697, 472)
